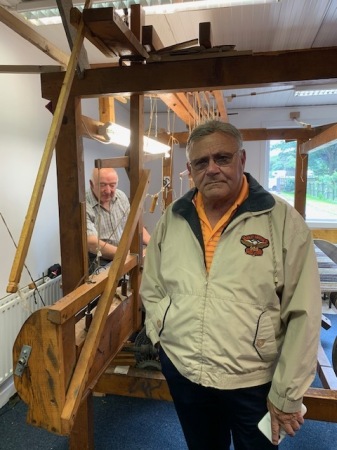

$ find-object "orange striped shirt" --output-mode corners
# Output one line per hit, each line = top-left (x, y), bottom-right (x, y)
(195, 175), (249, 272)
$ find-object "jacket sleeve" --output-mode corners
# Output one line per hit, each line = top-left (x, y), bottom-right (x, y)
(268, 217), (321, 413)
(140, 218), (166, 346)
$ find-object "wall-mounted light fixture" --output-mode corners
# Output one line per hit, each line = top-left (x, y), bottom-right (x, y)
(98, 122), (171, 155)
(294, 84), (337, 96)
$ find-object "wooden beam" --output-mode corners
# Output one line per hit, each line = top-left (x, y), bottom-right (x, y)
(69, 395), (94, 449)
(99, 97), (115, 123)
(61, 170), (150, 433)
(199, 22), (213, 49)
(130, 3), (144, 45)
(96, 156), (130, 168)
(294, 140), (308, 217)
(158, 93), (196, 126)
(56, 0), (90, 77)
(81, 115), (103, 141)
(95, 366), (172, 401)
(211, 90), (228, 122)
(167, 124), (337, 145)
(142, 24), (164, 52)
(78, 7), (149, 58)
(41, 47), (337, 100)
(129, 94), (145, 332)
(300, 123), (337, 154)
(304, 388), (337, 422)
(176, 92), (199, 122)
(6, 0), (93, 294)
(154, 38), (199, 55)
(47, 253), (138, 325)
(95, 370), (337, 422)
(157, 127), (323, 147)
(0, 6), (69, 68)
(70, 7), (117, 58)
(0, 65), (63, 74)
(55, 98), (88, 294)
(149, 48), (251, 62)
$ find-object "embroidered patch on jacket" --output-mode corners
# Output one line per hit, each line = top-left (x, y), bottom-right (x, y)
(240, 234), (269, 256)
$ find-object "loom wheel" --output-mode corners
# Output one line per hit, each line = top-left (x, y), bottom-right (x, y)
(134, 326), (161, 371)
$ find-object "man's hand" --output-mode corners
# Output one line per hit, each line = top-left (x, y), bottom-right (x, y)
(267, 399), (305, 445)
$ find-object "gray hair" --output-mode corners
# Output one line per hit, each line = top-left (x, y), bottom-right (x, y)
(186, 120), (243, 160)
(91, 167), (118, 184)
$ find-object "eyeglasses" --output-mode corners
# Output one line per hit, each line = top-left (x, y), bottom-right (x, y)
(188, 149), (241, 172)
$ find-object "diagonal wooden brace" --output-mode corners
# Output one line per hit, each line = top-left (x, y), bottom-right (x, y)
(60, 169), (150, 434)
(6, 0), (93, 294)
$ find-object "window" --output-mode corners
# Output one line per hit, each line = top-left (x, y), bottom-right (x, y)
(268, 140), (296, 205)
(307, 143), (337, 222)
(268, 140), (337, 223)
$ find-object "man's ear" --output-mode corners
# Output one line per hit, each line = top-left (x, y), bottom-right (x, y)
(186, 162), (192, 175)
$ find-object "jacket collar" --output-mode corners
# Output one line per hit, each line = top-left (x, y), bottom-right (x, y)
(172, 173), (275, 219)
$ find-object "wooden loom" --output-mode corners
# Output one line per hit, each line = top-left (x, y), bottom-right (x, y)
(8, 3), (337, 449)
(13, 169), (150, 448)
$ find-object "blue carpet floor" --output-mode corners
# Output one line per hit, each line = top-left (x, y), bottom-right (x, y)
(1, 315), (336, 450)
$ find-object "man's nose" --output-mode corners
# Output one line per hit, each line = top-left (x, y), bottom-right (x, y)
(206, 157), (221, 172)
(103, 186), (114, 193)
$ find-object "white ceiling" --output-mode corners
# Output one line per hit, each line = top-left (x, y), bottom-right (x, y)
(2, 0), (337, 112)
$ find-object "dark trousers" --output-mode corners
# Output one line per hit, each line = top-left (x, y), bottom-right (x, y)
(159, 348), (278, 450)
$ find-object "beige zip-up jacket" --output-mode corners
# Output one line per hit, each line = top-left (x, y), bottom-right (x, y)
(140, 174), (321, 413)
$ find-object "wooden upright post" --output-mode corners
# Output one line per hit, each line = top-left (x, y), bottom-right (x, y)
(129, 3), (146, 331)
(56, 96), (88, 294)
(294, 140), (308, 218)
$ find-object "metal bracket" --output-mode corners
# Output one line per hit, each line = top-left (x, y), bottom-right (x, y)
(163, 176), (171, 188)
(14, 345), (32, 377)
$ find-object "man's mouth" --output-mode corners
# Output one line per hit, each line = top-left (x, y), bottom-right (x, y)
(205, 180), (224, 186)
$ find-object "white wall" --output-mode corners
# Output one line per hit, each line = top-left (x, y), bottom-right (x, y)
(0, 23), (61, 298)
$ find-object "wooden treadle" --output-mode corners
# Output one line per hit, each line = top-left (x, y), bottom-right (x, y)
(95, 344), (172, 401)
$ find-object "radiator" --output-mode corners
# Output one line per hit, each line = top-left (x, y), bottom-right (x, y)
(0, 276), (63, 387)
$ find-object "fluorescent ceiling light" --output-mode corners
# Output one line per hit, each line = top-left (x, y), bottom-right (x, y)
(294, 84), (337, 96)
(144, 0), (280, 15)
(98, 122), (170, 155)
(19, 0), (281, 26)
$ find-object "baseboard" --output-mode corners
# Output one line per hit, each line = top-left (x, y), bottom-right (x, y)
(0, 376), (16, 409)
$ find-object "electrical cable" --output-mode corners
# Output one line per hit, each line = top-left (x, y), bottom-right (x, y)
(0, 212), (45, 306)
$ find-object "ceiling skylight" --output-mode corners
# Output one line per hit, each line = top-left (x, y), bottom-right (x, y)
(18, 0), (281, 26)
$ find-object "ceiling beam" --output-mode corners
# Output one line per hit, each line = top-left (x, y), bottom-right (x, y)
(40, 47), (337, 100)
(157, 126), (333, 147)
(211, 90), (228, 122)
(157, 93), (196, 125)
(300, 123), (337, 154)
